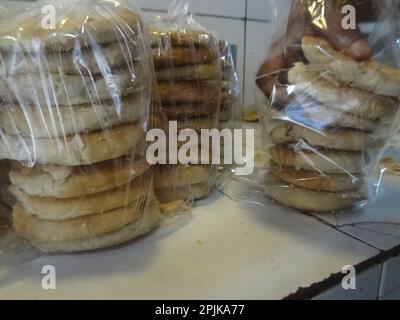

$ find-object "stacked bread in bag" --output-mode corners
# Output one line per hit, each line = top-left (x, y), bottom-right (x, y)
(0, 1), (160, 252)
(264, 36), (400, 212)
(151, 18), (224, 204)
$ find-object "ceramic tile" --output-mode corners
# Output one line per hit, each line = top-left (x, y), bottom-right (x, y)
(381, 288), (400, 300)
(380, 255), (400, 298)
(244, 21), (273, 110)
(247, 0), (272, 21)
(0, 189), (378, 299)
(136, 0), (245, 18)
(312, 175), (400, 251)
(313, 264), (383, 300)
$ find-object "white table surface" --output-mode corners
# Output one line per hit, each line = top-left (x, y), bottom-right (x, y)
(0, 182), (384, 300)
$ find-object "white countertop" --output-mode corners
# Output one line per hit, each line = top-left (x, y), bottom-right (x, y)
(3, 174), (396, 299)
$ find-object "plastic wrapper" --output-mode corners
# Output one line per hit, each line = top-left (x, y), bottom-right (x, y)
(149, 0), (238, 210)
(255, 0), (400, 213)
(0, 0), (160, 256)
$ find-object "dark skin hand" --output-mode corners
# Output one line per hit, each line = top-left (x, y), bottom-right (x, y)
(256, 0), (372, 106)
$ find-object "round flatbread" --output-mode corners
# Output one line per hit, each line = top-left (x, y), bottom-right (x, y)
(22, 201), (161, 253)
(264, 175), (364, 212)
(0, 67), (146, 106)
(154, 82), (220, 104)
(152, 46), (218, 68)
(156, 64), (220, 82)
(302, 36), (400, 97)
(9, 157), (149, 198)
(0, 122), (144, 166)
(270, 146), (363, 174)
(12, 197), (154, 243)
(288, 62), (397, 120)
(0, 93), (145, 138)
(270, 122), (382, 151)
(0, 5), (140, 52)
(270, 166), (362, 192)
(10, 176), (153, 221)
(0, 41), (140, 76)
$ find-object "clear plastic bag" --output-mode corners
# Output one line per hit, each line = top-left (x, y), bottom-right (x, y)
(0, 0), (160, 255)
(256, 0), (400, 213)
(149, 0), (239, 209)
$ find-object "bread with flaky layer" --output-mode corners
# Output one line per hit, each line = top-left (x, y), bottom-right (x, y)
(302, 36), (400, 97)
(9, 157), (149, 198)
(0, 93), (144, 138)
(288, 62), (397, 120)
(0, 123), (144, 166)
(22, 201), (161, 253)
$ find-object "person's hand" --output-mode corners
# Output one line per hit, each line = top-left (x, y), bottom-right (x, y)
(256, 0), (372, 106)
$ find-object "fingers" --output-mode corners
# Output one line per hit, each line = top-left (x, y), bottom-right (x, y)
(311, 2), (372, 60)
(256, 51), (284, 95)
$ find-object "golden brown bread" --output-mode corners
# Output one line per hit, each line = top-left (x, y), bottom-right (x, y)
(154, 82), (220, 103)
(270, 166), (361, 192)
(9, 157), (150, 198)
(153, 46), (218, 68)
(0, 123), (144, 166)
(302, 36), (400, 97)
(0, 8), (140, 52)
(270, 146), (363, 174)
(12, 198), (152, 243)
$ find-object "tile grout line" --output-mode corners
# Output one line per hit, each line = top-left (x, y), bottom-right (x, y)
(303, 212), (383, 252)
(377, 261), (385, 299)
(242, 0), (248, 109)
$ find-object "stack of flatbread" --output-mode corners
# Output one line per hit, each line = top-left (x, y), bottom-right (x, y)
(265, 36), (400, 212)
(151, 29), (222, 202)
(0, 5), (160, 252)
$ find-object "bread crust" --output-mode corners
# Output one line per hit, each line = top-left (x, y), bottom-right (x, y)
(153, 46), (218, 68)
(0, 9), (140, 52)
(21, 201), (161, 253)
(0, 94), (144, 138)
(302, 36), (400, 97)
(12, 197), (153, 242)
(288, 62), (397, 120)
(265, 180), (363, 213)
(270, 166), (361, 192)
(270, 146), (362, 174)
(9, 157), (150, 198)
(0, 123), (144, 166)
(270, 122), (382, 151)
(10, 177), (153, 221)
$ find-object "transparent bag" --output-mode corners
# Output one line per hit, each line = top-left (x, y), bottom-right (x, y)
(0, 0), (160, 256)
(254, 0), (400, 213)
(148, 0), (239, 211)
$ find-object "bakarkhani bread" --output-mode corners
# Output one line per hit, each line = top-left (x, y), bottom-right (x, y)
(0, 123), (144, 166)
(302, 36), (400, 97)
(19, 201), (161, 253)
(155, 64), (220, 82)
(264, 175), (364, 212)
(0, 41), (139, 76)
(0, 67), (144, 106)
(270, 146), (362, 174)
(288, 62), (397, 120)
(13, 197), (153, 243)
(9, 157), (150, 198)
(10, 178), (152, 221)
(295, 96), (377, 131)
(270, 166), (361, 192)
(0, 93), (144, 138)
(0, 7), (140, 52)
(152, 46), (218, 68)
(270, 122), (382, 151)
